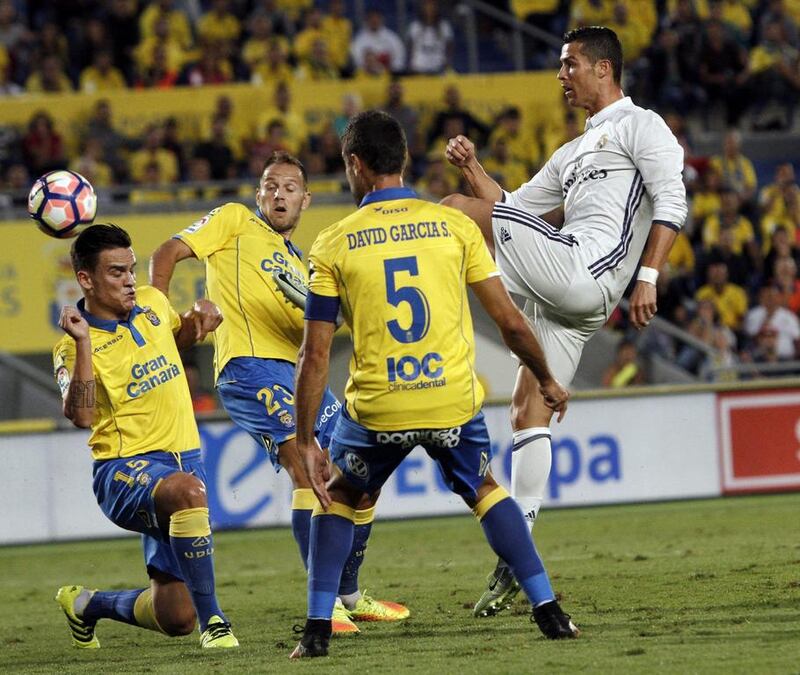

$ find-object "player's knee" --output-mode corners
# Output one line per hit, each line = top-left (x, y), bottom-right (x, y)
(157, 472), (208, 513)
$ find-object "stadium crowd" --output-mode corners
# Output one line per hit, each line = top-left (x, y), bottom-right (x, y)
(2, 0), (800, 382)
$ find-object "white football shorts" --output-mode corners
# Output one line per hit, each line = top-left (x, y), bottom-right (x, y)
(492, 202), (607, 385)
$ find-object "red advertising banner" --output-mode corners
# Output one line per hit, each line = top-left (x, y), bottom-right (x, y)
(718, 390), (800, 493)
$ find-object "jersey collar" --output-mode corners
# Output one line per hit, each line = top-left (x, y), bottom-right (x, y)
(256, 207), (304, 259)
(77, 298), (147, 346)
(359, 186), (417, 207)
(585, 96), (633, 130)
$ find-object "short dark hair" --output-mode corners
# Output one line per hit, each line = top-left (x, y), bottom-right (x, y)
(263, 150), (308, 186)
(563, 26), (623, 84)
(70, 223), (131, 273)
(341, 110), (406, 175)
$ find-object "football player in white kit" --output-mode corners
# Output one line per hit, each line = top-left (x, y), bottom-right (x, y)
(444, 26), (688, 616)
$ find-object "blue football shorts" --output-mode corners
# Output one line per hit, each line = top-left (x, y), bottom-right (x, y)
(216, 357), (341, 470)
(93, 448), (206, 581)
(329, 409), (493, 500)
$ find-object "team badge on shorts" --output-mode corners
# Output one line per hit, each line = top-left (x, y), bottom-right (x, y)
(345, 452), (369, 480)
(279, 411), (294, 427)
(137, 472), (152, 486)
(142, 307), (161, 326)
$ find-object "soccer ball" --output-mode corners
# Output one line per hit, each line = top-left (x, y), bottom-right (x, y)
(28, 170), (97, 238)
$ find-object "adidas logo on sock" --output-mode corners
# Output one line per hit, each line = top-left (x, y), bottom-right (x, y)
(499, 227), (512, 244)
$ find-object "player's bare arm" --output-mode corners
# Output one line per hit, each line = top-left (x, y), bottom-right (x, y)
(175, 299), (223, 348)
(445, 135), (503, 202)
(629, 222), (679, 330)
(58, 305), (95, 428)
(470, 276), (569, 421)
(149, 238), (196, 296)
(295, 319), (337, 508)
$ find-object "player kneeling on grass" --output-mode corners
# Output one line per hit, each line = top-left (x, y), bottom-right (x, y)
(52, 224), (238, 650)
(290, 111), (579, 659)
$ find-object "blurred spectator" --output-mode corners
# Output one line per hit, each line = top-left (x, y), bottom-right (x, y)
(197, 0), (241, 45)
(602, 339), (646, 388)
(774, 256), (800, 313)
(200, 95), (245, 161)
(607, 1), (652, 63)
(71, 17), (113, 76)
(510, 0), (564, 35)
(695, 259), (748, 330)
(406, 0), (453, 75)
(134, 15), (187, 81)
(744, 284), (800, 359)
(667, 230), (696, 279)
(161, 116), (186, 175)
(702, 188), (759, 269)
(80, 50), (127, 93)
(139, 0), (192, 50)
(640, 27), (703, 113)
(708, 129), (756, 206)
(351, 9), (405, 74)
(106, 0), (141, 80)
(84, 100), (131, 182)
(333, 92), (362, 138)
(488, 106), (537, 171)
(254, 81), (307, 155)
(677, 298), (736, 372)
(709, 0), (751, 44)
(759, 163), (800, 245)
(0, 0), (29, 57)
(0, 47), (21, 95)
(700, 228), (752, 288)
(22, 111), (65, 175)
(304, 122), (343, 175)
(2, 162), (30, 207)
(698, 325), (740, 381)
(295, 37), (341, 81)
(764, 225), (800, 281)
(569, 0), (612, 29)
(294, 7), (327, 67)
(242, 13), (289, 74)
(178, 156), (221, 203)
(758, 0), (800, 47)
(745, 18), (800, 130)
(483, 137), (528, 192)
(25, 55), (72, 92)
(194, 115), (236, 180)
(248, 0), (294, 38)
(250, 39), (292, 84)
(69, 137), (114, 188)
(381, 79), (419, 156)
(178, 40), (233, 86)
(690, 169), (722, 239)
(426, 85), (489, 149)
(135, 42), (180, 88)
(697, 19), (748, 125)
(748, 326), (783, 371)
(416, 154), (456, 200)
(250, 119), (291, 165)
(353, 48), (391, 84)
(321, 0), (352, 72)
(130, 160), (174, 204)
(129, 123), (179, 184)
(34, 22), (69, 69)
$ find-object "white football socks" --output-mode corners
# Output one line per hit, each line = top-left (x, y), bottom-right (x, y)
(511, 427), (552, 527)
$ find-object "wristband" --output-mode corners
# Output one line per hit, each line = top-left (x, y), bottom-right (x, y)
(636, 266), (659, 285)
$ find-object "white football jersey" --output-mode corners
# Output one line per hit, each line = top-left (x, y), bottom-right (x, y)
(503, 96), (687, 313)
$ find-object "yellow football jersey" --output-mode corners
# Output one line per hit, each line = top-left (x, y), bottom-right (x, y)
(175, 203), (307, 380)
(52, 286), (200, 461)
(308, 187), (499, 431)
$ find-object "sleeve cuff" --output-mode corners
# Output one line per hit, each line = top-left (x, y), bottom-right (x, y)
(305, 291), (340, 323)
(653, 220), (681, 232)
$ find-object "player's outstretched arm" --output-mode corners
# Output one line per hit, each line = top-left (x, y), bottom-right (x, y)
(445, 135), (503, 202)
(470, 276), (569, 421)
(149, 238), (196, 296)
(629, 222), (678, 330)
(295, 319), (337, 508)
(57, 306), (95, 428)
(175, 299), (223, 349)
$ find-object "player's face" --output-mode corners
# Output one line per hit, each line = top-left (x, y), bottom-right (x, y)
(558, 41), (603, 110)
(256, 163), (310, 235)
(343, 152), (368, 205)
(78, 247), (137, 319)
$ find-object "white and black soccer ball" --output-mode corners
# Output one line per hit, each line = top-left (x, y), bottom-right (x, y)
(28, 170), (97, 239)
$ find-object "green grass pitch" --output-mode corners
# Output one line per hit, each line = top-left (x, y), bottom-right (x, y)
(1, 493), (798, 674)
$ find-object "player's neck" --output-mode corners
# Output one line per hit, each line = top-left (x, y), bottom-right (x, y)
(84, 298), (129, 322)
(369, 174), (404, 192)
(585, 88), (624, 117)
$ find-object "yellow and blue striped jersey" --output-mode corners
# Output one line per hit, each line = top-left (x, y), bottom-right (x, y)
(307, 187), (499, 431)
(52, 286), (200, 461)
(175, 202), (307, 380)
